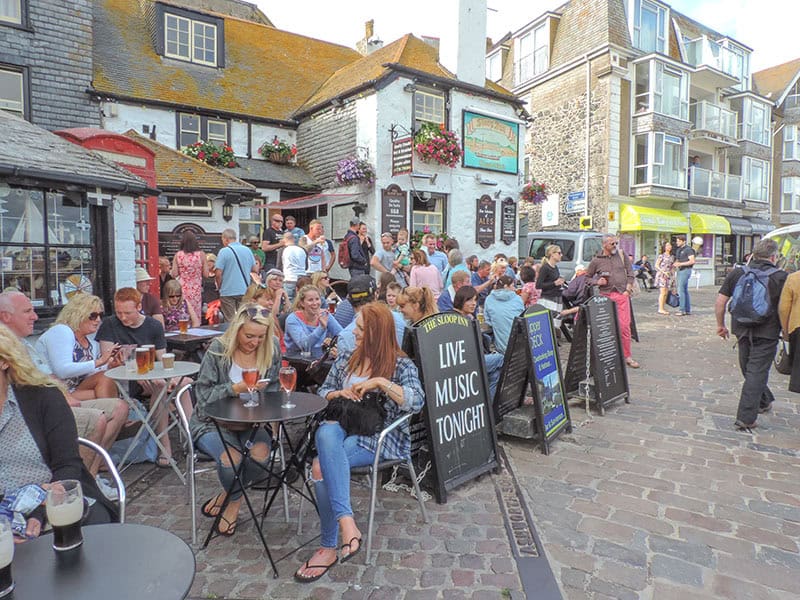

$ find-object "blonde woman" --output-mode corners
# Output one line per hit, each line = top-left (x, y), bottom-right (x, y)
(0, 325), (119, 539)
(285, 285), (343, 358)
(396, 286), (438, 324)
(311, 271), (339, 308)
(161, 279), (200, 332)
(189, 303), (282, 536)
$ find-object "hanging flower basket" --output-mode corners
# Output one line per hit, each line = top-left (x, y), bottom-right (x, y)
(181, 141), (237, 168)
(258, 137), (297, 164)
(335, 157), (376, 186)
(413, 122), (462, 168)
(521, 181), (547, 204)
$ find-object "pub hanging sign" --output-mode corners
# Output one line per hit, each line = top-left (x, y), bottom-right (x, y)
(476, 195), (496, 249)
(501, 197), (516, 246)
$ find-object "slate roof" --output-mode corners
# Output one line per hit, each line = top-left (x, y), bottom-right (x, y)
(161, 0), (272, 25)
(122, 130), (257, 195)
(227, 157), (319, 191)
(753, 58), (800, 103)
(93, 0), (361, 122)
(550, 0), (632, 68)
(0, 111), (152, 193)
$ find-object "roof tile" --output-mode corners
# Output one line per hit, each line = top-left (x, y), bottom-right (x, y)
(753, 58), (800, 102)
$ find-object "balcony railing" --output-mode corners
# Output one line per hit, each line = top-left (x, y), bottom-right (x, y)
(684, 37), (740, 80)
(690, 101), (736, 138)
(689, 166), (742, 201)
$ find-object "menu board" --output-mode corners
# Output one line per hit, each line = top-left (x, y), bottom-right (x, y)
(410, 312), (498, 504)
(381, 185), (407, 236)
(476, 195), (496, 249)
(501, 198), (516, 246)
(392, 137), (413, 176)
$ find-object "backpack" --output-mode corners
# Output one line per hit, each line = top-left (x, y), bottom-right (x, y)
(338, 235), (351, 269)
(728, 265), (779, 326)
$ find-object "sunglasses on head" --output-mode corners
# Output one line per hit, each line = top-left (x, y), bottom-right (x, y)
(88, 312), (104, 320)
(244, 306), (271, 319)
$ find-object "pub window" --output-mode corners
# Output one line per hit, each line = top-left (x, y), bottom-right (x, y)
(412, 193), (446, 235)
(158, 195), (213, 217)
(238, 201), (262, 241)
(0, 66), (25, 118)
(177, 113), (230, 148)
(414, 89), (445, 131)
(0, 188), (95, 308)
(0, 0), (21, 25)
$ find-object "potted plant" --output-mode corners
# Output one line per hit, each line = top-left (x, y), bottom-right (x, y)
(335, 157), (376, 186)
(521, 181), (547, 204)
(181, 141), (237, 168)
(413, 122), (462, 168)
(258, 136), (297, 164)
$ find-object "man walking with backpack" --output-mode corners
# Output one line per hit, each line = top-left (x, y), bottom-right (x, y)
(715, 239), (787, 431)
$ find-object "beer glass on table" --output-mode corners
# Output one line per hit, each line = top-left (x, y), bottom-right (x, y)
(279, 366), (296, 408)
(135, 348), (149, 374)
(143, 344), (156, 370)
(46, 480), (84, 552)
(178, 316), (189, 334)
(241, 368), (259, 408)
(0, 517), (14, 597)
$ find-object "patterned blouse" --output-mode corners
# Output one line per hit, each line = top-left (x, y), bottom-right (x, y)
(66, 339), (94, 391)
(162, 299), (189, 332)
(0, 385), (52, 491)
(318, 351), (425, 460)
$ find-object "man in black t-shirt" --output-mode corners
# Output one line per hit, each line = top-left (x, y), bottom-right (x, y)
(260, 214), (286, 270)
(715, 239), (787, 430)
(674, 235), (696, 315)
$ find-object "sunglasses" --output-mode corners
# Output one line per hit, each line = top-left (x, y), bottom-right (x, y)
(168, 294), (182, 298)
(244, 306), (271, 319)
(88, 312), (104, 320)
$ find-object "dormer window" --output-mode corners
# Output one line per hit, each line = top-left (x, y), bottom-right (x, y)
(514, 23), (548, 85)
(486, 51), (502, 82)
(413, 88), (446, 131)
(157, 3), (224, 68)
(632, 0), (668, 54)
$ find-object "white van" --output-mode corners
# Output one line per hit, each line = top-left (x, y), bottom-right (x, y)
(526, 231), (605, 281)
(765, 223), (800, 272)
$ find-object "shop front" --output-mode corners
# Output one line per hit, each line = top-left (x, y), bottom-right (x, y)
(618, 204), (690, 263)
(689, 213), (731, 286)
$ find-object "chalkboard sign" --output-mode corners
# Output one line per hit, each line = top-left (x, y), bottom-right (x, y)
(564, 296), (630, 413)
(501, 197), (516, 246)
(523, 307), (571, 454)
(493, 318), (531, 423)
(476, 195), (496, 249)
(392, 137), (413, 176)
(381, 184), (407, 236)
(410, 312), (499, 504)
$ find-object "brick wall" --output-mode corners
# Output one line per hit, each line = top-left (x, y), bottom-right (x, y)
(0, 0), (98, 130)
(297, 103), (358, 188)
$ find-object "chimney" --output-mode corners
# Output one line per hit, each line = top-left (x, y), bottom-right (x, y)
(456, 0), (487, 86)
(356, 19), (384, 56)
(421, 36), (440, 60)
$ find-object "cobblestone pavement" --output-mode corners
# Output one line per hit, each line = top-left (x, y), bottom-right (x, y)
(121, 287), (800, 599)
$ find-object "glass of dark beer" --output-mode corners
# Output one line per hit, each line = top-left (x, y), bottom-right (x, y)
(46, 480), (84, 552)
(0, 516), (13, 597)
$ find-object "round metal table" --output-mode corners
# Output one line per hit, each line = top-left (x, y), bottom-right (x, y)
(204, 391), (327, 425)
(11, 523), (195, 599)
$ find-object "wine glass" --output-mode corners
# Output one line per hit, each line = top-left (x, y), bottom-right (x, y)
(241, 368), (259, 408)
(279, 366), (296, 408)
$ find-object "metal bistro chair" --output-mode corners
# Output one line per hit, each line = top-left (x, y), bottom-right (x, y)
(298, 412), (429, 565)
(77, 437), (126, 523)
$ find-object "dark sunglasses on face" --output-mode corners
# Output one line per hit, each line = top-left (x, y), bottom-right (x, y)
(168, 294), (182, 298)
(88, 312), (104, 320)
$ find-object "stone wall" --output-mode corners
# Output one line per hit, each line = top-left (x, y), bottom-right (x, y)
(297, 103), (358, 188)
(521, 54), (612, 232)
(0, 0), (98, 130)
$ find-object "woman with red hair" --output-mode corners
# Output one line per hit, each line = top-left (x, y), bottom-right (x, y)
(295, 303), (424, 582)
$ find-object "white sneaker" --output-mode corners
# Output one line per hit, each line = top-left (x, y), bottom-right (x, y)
(95, 475), (119, 501)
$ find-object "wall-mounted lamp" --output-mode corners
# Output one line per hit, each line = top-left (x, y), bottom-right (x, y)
(222, 201), (233, 222)
(352, 202), (367, 217)
(410, 171), (437, 184)
(475, 174), (498, 186)
(404, 82), (417, 93)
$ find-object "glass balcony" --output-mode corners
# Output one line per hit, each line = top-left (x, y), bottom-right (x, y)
(689, 166), (742, 201)
(684, 37), (740, 80)
(737, 123), (770, 146)
(690, 101), (736, 138)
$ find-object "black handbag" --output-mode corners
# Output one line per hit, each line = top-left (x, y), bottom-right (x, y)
(325, 390), (388, 437)
(775, 339), (792, 375)
(666, 290), (680, 308)
(305, 337), (337, 386)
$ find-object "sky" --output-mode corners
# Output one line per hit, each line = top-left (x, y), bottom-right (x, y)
(255, 0), (800, 73)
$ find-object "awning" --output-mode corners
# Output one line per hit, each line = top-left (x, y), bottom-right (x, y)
(748, 218), (774, 235)
(255, 192), (367, 211)
(690, 213), (731, 235)
(620, 205), (689, 233)
(726, 217), (752, 235)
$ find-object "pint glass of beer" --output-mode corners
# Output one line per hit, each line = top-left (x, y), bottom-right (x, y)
(178, 317), (189, 334)
(135, 348), (149, 374)
(0, 517), (14, 597)
(143, 344), (156, 370)
(46, 480), (84, 552)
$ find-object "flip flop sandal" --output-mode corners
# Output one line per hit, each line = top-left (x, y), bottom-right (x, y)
(339, 536), (362, 564)
(294, 559), (337, 583)
(201, 494), (224, 518)
(216, 514), (237, 537)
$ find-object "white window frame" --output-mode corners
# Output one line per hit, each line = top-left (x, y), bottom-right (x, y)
(0, 0), (21, 24)
(158, 196), (213, 217)
(632, 132), (686, 189)
(782, 177), (800, 212)
(653, 62), (689, 120)
(164, 12), (217, 66)
(206, 119), (228, 145)
(514, 23), (548, 85)
(632, 0), (668, 54)
(785, 125), (800, 161)
(722, 40), (751, 91)
(0, 67), (23, 116)
(743, 156), (769, 202)
(787, 81), (800, 110)
(740, 98), (770, 146)
(486, 51), (502, 82)
(179, 113), (201, 148)
(414, 89), (445, 128)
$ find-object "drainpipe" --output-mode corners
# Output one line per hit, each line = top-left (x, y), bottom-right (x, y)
(584, 53), (591, 218)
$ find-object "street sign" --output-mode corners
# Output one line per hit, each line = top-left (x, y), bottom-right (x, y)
(579, 216), (592, 230)
(565, 191), (586, 214)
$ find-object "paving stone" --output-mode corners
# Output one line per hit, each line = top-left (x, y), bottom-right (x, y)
(756, 546), (800, 570)
(592, 540), (647, 567)
(651, 555), (705, 587)
(748, 500), (800, 523)
(711, 574), (786, 600)
(595, 560), (648, 591)
(587, 577), (642, 600)
(648, 535), (716, 568)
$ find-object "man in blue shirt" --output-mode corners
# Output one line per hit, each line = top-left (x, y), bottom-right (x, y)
(438, 270), (471, 312)
(284, 215), (305, 244)
(337, 276), (406, 353)
(471, 260), (496, 306)
(215, 228), (255, 322)
(423, 233), (448, 273)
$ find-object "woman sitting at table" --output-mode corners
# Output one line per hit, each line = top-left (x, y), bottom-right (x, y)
(189, 303), (281, 536)
(396, 286), (438, 325)
(0, 324), (118, 540)
(285, 285), (343, 358)
(251, 268), (291, 315)
(161, 280), (200, 332)
(295, 303), (424, 582)
(311, 271), (340, 309)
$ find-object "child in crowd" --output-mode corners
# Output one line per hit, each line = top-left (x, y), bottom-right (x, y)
(383, 282), (403, 311)
(395, 228), (411, 269)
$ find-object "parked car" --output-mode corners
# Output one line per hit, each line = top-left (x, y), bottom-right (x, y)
(526, 231), (604, 281)
(765, 223), (800, 272)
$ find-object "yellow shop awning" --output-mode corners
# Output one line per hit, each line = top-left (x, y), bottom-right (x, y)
(690, 213), (731, 235)
(620, 205), (689, 233)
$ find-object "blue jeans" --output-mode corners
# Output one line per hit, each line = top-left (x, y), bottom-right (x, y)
(676, 268), (692, 313)
(484, 352), (504, 401)
(197, 428), (272, 500)
(284, 281), (297, 304)
(313, 422), (375, 548)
